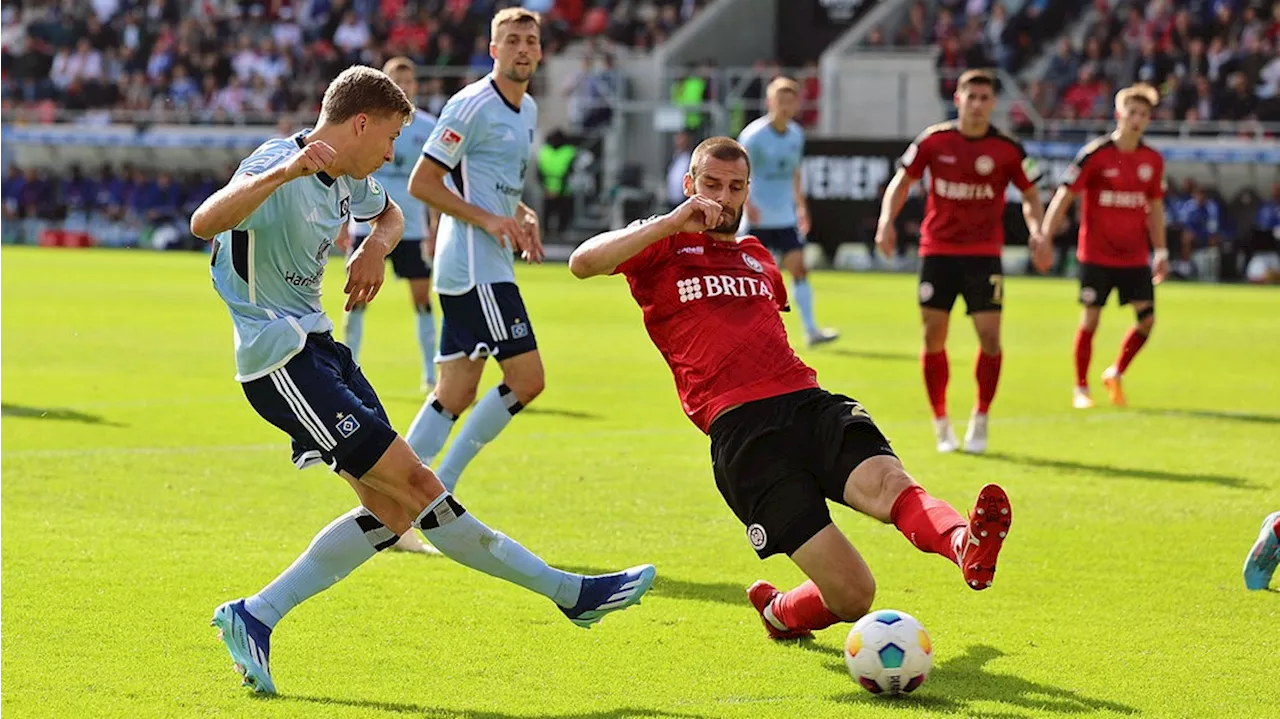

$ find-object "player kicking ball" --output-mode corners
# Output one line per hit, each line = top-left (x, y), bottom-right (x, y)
(192, 66), (653, 695)
(569, 137), (1011, 641)
(1042, 83), (1169, 409)
(875, 70), (1049, 454)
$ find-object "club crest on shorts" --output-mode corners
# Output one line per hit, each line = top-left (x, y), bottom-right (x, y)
(510, 318), (529, 339)
(334, 413), (361, 439)
(1080, 286), (1098, 305)
(742, 252), (764, 273)
(1137, 163), (1153, 182)
(919, 281), (935, 302)
(747, 523), (768, 550)
(975, 155), (995, 176)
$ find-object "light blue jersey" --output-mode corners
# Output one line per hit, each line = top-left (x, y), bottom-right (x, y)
(358, 108), (435, 240)
(422, 74), (537, 295)
(738, 117), (805, 230)
(210, 131), (389, 381)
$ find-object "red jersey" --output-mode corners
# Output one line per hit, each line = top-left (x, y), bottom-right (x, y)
(1064, 136), (1165, 267)
(900, 121), (1039, 257)
(613, 226), (819, 433)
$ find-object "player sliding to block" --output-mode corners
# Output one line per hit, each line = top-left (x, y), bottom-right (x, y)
(875, 70), (1049, 454)
(569, 136), (1011, 641)
(192, 64), (653, 696)
(1042, 83), (1170, 409)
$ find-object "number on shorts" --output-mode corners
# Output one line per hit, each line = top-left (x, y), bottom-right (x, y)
(989, 274), (1003, 304)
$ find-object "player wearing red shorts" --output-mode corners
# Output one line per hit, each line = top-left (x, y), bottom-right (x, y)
(1042, 83), (1169, 409)
(568, 136), (1013, 641)
(875, 70), (1050, 454)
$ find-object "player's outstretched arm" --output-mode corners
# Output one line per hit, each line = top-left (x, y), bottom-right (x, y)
(569, 196), (723, 279)
(874, 168), (916, 257)
(190, 141), (335, 240)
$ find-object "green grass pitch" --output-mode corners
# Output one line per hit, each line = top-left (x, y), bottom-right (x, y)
(2, 246), (1278, 718)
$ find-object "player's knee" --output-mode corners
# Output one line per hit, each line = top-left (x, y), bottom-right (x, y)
(1136, 307), (1155, 335)
(977, 333), (1001, 356)
(826, 576), (876, 622)
(405, 463), (446, 506)
(508, 376), (544, 404)
(435, 384), (477, 415)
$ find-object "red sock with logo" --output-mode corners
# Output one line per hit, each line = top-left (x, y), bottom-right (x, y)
(1115, 328), (1148, 374)
(1074, 328), (1094, 388)
(772, 580), (842, 631)
(922, 350), (949, 419)
(975, 350), (1002, 414)
(890, 485), (967, 565)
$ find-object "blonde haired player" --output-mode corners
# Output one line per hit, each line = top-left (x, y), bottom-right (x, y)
(1042, 83), (1168, 408)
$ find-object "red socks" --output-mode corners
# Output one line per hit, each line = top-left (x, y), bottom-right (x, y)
(922, 350), (949, 419)
(890, 485), (967, 564)
(1074, 328), (1094, 388)
(1272, 516), (1280, 541)
(772, 580), (842, 632)
(975, 350), (1002, 414)
(1116, 328), (1148, 374)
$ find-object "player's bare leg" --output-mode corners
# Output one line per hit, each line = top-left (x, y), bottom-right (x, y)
(846, 455), (1010, 590)
(965, 310), (1002, 454)
(783, 250), (838, 347)
(433, 350), (544, 492)
(407, 354), (485, 466)
(749, 525), (875, 640)
(1074, 306), (1102, 409)
(409, 277), (436, 393)
(921, 307), (957, 452)
(1103, 300), (1154, 407)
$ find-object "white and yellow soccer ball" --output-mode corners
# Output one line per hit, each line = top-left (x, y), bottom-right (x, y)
(844, 609), (933, 695)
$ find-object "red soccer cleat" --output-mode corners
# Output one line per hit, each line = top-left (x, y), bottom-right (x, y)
(958, 484), (1012, 590)
(747, 580), (813, 640)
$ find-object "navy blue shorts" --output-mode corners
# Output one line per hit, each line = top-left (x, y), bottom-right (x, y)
(351, 235), (432, 279)
(753, 227), (805, 255)
(242, 333), (398, 478)
(438, 282), (537, 362)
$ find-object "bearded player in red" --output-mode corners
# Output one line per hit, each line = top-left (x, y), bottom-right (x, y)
(875, 70), (1050, 454)
(1042, 83), (1169, 409)
(569, 137), (1012, 641)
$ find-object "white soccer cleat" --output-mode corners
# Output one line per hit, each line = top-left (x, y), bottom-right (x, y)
(390, 530), (443, 555)
(934, 417), (959, 453)
(1072, 386), (1094, 409)
(962, 412), (988, 454)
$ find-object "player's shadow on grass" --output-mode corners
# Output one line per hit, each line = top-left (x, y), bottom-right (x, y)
(825, 644), (1138, 717)
(0, 403), (126, 427)
(970, 451), (1258, 490)
(1134, 407), (1280, 426)
(520, 406), (603, 421)
(264, 694), (708, 718)
(562, 566), (747, 607)
(823, 348), (918, 362)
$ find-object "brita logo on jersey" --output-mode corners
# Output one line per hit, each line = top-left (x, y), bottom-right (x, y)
(933, 178), (996, 200)
(1098, 190), (1147, 208)
(676, 275), (776, 303)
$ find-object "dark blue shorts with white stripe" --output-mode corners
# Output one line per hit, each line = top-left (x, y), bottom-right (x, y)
(242, 332), (398, 478)
(438, 282), (538, 362)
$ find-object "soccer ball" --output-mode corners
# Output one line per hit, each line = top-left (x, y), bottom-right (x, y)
(844, 609), (933, 695)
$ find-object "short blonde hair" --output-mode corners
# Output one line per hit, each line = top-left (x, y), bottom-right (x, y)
(321, 66), (413, 125)
(1115, 83), (1159, 111)
(766, 76), (800, 98)
(491, 8), (541, 41)
(957, 69), (995, 91)
(382, 56), (416, 75)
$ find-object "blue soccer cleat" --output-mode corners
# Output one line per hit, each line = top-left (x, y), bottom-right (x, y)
(1244, 512), (1280, 591)
(211, 599), (277, 694)
(560, 564), (656, 628)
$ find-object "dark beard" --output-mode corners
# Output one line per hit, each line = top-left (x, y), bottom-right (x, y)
(712, 208), (740, 234)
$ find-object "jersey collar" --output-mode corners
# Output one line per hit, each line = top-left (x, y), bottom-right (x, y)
(488, 75), (522, 114)
(294, 131), (336, 187)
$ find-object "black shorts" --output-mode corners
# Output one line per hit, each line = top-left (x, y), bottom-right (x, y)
(709, 388), (897, 559)
(351, 235), (432, 279)
(438, 282), (537, 362)
(754, 227), (804, 255)
(918, 255), (1004, 315)
(242, 332), (398, 478)
(1079, 262), (1154, 307)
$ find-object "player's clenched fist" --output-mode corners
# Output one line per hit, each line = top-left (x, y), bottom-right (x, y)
(668, 195), (724, 233)
(286, 141), (337, 180)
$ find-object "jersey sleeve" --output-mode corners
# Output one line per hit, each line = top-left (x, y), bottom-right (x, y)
(899, 132), (933, 179)
(1061, 143), (1099, 193)
(1008, 142), (1039, 191)
(231, 142), (292, 231)
(350, 175), (390, 222)
(422, 96), (483, 171)
(611, 217), (672, 277)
